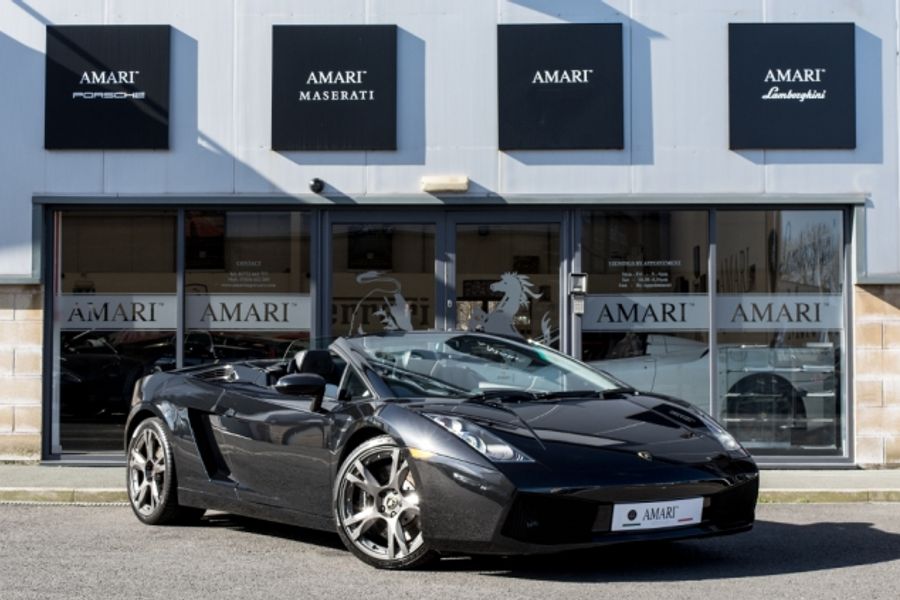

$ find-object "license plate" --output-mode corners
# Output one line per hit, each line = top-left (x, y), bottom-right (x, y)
(611, 498), (703, 532)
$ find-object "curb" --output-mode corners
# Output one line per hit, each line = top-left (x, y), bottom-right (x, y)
(2, 488), (900, 505)
(0, 488), (128, 503)
(759, 489), (900, 503)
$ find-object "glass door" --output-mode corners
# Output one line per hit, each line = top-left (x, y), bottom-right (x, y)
(326, 212), (447, 337)
(447, 212), (564, 349)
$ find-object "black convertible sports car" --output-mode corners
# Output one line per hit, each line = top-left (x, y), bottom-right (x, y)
(125, 331), (759, 569)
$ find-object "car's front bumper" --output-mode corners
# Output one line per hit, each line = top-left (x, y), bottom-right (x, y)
(411, 451), (759, 555)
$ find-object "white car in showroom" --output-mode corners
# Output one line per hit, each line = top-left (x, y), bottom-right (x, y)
(588, 334), (838, 451)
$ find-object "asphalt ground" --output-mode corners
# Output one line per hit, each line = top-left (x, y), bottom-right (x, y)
(1, 504), (899, 600)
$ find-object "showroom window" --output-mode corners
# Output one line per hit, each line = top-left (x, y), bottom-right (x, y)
(52, 209), (313, 455)
(48, 206), (849, 462)
(55, 211), (177, 453)
(716, 210), (844, 456)
(577, 208), (847, 458)
(184, 211), (311, 365)
(580, 210), (710, 411)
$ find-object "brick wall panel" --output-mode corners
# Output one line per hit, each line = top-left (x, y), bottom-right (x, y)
(856, 436), (885, 464)
(856, 321), (884, 348)
(13, 348), (42, 376)
(13, 405), (40, 433)
(0, 406), (12, 433)
(856, 379), (884, 407)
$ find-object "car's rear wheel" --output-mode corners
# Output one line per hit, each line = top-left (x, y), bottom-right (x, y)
(127, 417), (204, 525)
(334, 435), (436, 569)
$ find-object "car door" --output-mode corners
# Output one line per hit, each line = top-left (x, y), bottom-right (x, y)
(210, 382), (333, 515)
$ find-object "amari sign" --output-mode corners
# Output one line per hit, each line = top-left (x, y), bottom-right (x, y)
(716, 294), (843, 331)
(582, 294), (842, 332)
(583, 295), (709, 332)
(497, 23), (624, 150)
(58, 294), (312, 331)
(44, 25), (171, 150)
(728, 23), (856, 149)
(271, 25), (397, 151)
(58, 295), (177, 330)
(186, 295), (311, 331)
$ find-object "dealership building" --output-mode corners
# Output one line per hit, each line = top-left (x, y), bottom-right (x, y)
(1, 0), (898, 467)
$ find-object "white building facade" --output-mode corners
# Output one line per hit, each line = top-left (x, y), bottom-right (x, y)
(0, 0), (897, 466)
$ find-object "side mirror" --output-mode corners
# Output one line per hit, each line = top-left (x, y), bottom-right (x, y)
(275, 373), (326, 411)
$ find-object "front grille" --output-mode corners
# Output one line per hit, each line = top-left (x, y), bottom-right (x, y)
(502, 478), (757, 545)
(502, 493), (599, 544)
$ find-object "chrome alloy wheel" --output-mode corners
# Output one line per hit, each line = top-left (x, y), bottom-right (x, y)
(337, 447), (424, 561)
(128, 427), (167, 516)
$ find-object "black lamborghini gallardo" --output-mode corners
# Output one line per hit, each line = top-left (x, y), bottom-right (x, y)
(125, 331), (758, 569)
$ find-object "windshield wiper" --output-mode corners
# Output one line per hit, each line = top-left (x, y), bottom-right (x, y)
(533, 387), (637, 401)
(466, 389), (539, 403)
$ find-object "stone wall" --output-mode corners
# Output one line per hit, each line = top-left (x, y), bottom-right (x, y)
(0, 285), (42, 460)
(855, 285), (900, 465)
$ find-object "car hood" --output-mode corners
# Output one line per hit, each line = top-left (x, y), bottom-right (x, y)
(411, 392), (733, 468)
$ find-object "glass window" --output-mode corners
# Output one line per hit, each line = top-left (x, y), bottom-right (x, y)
(185, 211), (310, 294)
(60, 212), (176, 293)
(581, 211), (710, 410)
(57, 211), (177, 454)
(582, 210), (708, 294)
(331, 224), (435, 335)
(342, 370), (372, 401)
(716, 210), (843, 456)
(184, 211), (311, 365)
(455, 223), (560, 346)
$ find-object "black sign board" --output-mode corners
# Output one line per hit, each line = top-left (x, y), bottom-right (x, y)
(728, 23), (856, 150)
(44, 25), (171, 150)
(497, 23), (624, 151)
(272, 25), (397, 151)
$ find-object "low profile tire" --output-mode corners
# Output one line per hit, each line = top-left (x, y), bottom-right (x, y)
(334, 435), (436, 569)
(127, 417), (204, 525)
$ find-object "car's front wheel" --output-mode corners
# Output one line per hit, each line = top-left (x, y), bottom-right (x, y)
(127, 417), (204, 525)
(334, 435), (435, 569)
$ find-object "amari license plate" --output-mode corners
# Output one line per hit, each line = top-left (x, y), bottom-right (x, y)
(611, 497), (703, 531)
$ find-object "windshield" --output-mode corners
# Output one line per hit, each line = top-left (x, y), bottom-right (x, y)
(344, 332), (623, 399)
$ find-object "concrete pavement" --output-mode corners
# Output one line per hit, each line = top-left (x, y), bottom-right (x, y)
(1, 464), (900, 504)
(0, 464), (125, 503)
(3, 504), (900, 599)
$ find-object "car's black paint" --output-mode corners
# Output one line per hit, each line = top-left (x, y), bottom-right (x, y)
(125, 331), (758, 559)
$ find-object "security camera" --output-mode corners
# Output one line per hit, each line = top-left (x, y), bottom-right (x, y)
(309, 178), (325, 194)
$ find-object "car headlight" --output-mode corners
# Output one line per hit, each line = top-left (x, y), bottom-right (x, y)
(424, 413), (534, 463)
(698, 414), (744, 453)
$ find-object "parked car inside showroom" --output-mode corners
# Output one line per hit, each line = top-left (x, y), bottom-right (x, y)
(125, 331), (758, 569)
